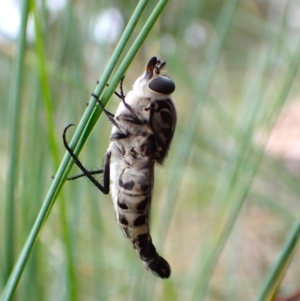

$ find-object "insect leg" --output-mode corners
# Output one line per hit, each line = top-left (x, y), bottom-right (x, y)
(90, 93), (126, 132)
(91, 93), (115, 119)
(105, 80), (124, 100)
(102, 78), (144, 125)
(67, 169), (103, 180)
(112, 75), (125, 99)
(114, 77), (146, 125)
(63, 124), (110, 194)
(118, 77), (140, 118)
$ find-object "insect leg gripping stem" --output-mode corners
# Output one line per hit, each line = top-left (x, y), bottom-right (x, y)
(63, 124), (110, 194)
(90, 93), (122, 132)
(116, 77), (145, 124)
(108, 76), (144, 124)
(66, 169), (104, 181)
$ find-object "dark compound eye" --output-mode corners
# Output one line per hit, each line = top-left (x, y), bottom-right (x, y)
(148, 76), (175, 95)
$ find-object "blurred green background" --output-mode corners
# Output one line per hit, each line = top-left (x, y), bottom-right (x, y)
(1, 0), (300, 300)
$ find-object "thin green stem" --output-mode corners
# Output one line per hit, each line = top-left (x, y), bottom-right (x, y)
(31, 1), (79, 298)
(3, 0), (30, 284)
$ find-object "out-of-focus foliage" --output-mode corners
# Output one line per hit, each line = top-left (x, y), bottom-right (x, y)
(1, 0), (300, 300)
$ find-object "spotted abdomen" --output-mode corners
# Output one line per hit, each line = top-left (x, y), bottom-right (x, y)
(110, 146), (171, 278)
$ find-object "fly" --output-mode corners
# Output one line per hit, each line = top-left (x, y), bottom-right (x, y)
(63, 57), (176, 278)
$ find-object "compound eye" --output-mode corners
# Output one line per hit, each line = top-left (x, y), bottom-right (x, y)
(148, 76), (175, 94)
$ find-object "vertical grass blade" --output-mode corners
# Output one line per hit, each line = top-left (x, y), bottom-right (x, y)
(31, 0), (80, 298)
(3, 0), (30, 284)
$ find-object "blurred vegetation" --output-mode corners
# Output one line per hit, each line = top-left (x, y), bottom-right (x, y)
(1, 0), (300, 300)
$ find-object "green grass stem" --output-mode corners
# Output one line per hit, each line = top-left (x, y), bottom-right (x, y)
(31, 1), (78, 298)
(3, 0), (30, 284)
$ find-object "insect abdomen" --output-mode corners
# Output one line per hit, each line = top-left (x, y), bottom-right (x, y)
(117, 208), (171, 278)
(112, 155), (171, 278)
(132, 234), (171, 278)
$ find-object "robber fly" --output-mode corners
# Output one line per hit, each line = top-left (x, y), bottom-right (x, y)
(63, 57), (176, 278)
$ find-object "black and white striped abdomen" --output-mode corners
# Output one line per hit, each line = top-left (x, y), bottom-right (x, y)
(109, 142), (171, 278)
(150, 98), (177, 164)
